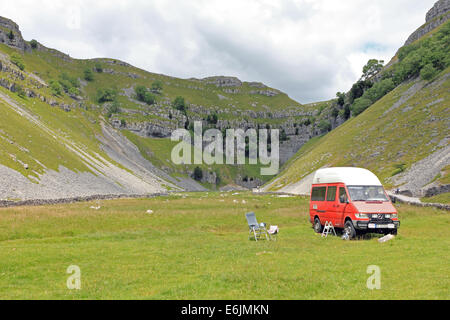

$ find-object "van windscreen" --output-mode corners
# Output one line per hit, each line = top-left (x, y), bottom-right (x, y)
(311, 187), (326, 201)
(347, 186), (389, 202)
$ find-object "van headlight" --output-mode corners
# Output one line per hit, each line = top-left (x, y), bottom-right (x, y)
(391, 214), (398, 219)
(385, 214), (391, 219)
(355, 214), (369, 219)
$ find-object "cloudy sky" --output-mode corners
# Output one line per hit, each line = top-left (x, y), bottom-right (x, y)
(3, 0), (437, 103)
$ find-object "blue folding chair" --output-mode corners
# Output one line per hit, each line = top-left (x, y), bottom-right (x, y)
(246, 212), (270, 241)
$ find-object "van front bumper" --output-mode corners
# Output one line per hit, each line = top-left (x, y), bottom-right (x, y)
(354, 220), (400, 230)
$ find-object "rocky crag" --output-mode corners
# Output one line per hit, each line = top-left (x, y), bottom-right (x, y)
(404, 0), (450, 46)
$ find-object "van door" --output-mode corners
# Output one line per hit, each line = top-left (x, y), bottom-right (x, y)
(335, 186), (349, 227)
(326, 185), (338, 225)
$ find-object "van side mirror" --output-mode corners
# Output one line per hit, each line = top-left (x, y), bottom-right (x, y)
(391, 196), (397, 203)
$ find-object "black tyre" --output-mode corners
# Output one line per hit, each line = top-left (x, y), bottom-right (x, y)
(344, 220), (357, 240)
(314, 217), (323, 234)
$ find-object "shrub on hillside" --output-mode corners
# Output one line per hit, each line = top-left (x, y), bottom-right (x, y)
(336, 92), (345, 106)
(361, 78), (396, 102)
(68, 87), (80, 96)
(58, 72), (80, 95)
(151, 80), (163, 93)
(84, 68), (94, 81)
(16, 84), (26, 98)
(420, 63), (438, 80)
(349, 80), (372, 104)
(30, 39), (38, 49)
(106, 100), (121, 118)
(173, 96), (186, 112)
(97, 88), (117, 103)
(391, 163), (406, 177)
(207, 113), (218, 125)
(339, 104), (351, 120)
(193, 167), (203, 181)
(7, 30), (14, 40)
(351, 98), (372, 116)
(10, 53), (25, 71)
(134, 85), (156, 105)
(318, 120), (332, 133)
(49, 80), (64, 96)
(361, 59), (384, 81)
(95, 62), (103, 73)
(393, 22), (449, 83)
(331, 107), (339, 118)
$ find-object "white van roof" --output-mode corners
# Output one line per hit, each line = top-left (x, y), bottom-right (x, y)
(312, 167), (383, 186)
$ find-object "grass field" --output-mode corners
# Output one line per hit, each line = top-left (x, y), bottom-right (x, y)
(0, 193), (448, 300)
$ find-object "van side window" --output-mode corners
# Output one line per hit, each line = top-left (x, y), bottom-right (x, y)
(339, 187), (348, 203)
(327, 186), (337, 201)
(311, 187), (326, 201)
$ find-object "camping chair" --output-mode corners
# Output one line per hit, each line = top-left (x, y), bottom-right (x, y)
(246, 212), (270, 241)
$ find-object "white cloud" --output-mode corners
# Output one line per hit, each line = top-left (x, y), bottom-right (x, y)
(2, 0), (437, 103)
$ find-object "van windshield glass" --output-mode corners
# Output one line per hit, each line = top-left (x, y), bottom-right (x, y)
(347, 186), (389, 202)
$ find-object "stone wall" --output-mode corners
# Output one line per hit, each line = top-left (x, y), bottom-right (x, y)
(0, 193), (169, 208)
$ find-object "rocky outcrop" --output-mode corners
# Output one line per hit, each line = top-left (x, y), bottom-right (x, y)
(0, 16), (29, 51)
(423, 183), (450, 197)
(249, 89), (279, 97)
(426, 0), (450, 22)
(404, 0), (450, 46)
(202, 76), (242, 87)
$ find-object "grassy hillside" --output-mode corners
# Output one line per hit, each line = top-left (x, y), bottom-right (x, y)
(267, 67), (449, 193)
(0, 21), (333, 191)
(0, 193), (448, 299)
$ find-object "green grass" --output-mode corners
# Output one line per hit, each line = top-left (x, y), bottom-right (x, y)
(421, 193), (450, 204)
(0, 97), (90, 178)
(0, 193), (448, 299)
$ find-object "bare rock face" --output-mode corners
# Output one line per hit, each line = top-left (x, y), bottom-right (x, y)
(426, 0), (450, 22)
(202, 76), (242, 87)
(0, 16), (29, 51)
(404, 0), (450, 46)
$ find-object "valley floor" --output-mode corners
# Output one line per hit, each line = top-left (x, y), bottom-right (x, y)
(0, 193), (448, 299)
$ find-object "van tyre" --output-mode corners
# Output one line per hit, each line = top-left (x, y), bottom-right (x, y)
(344, 220), (357, 239)
(314, 217), (323, 234)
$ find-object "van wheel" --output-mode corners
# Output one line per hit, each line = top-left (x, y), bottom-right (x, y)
(314, 217), (323, 234)
(344, 220), (356, 239)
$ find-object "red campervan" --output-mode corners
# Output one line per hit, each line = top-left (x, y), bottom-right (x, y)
(309, 167), (400, 239)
